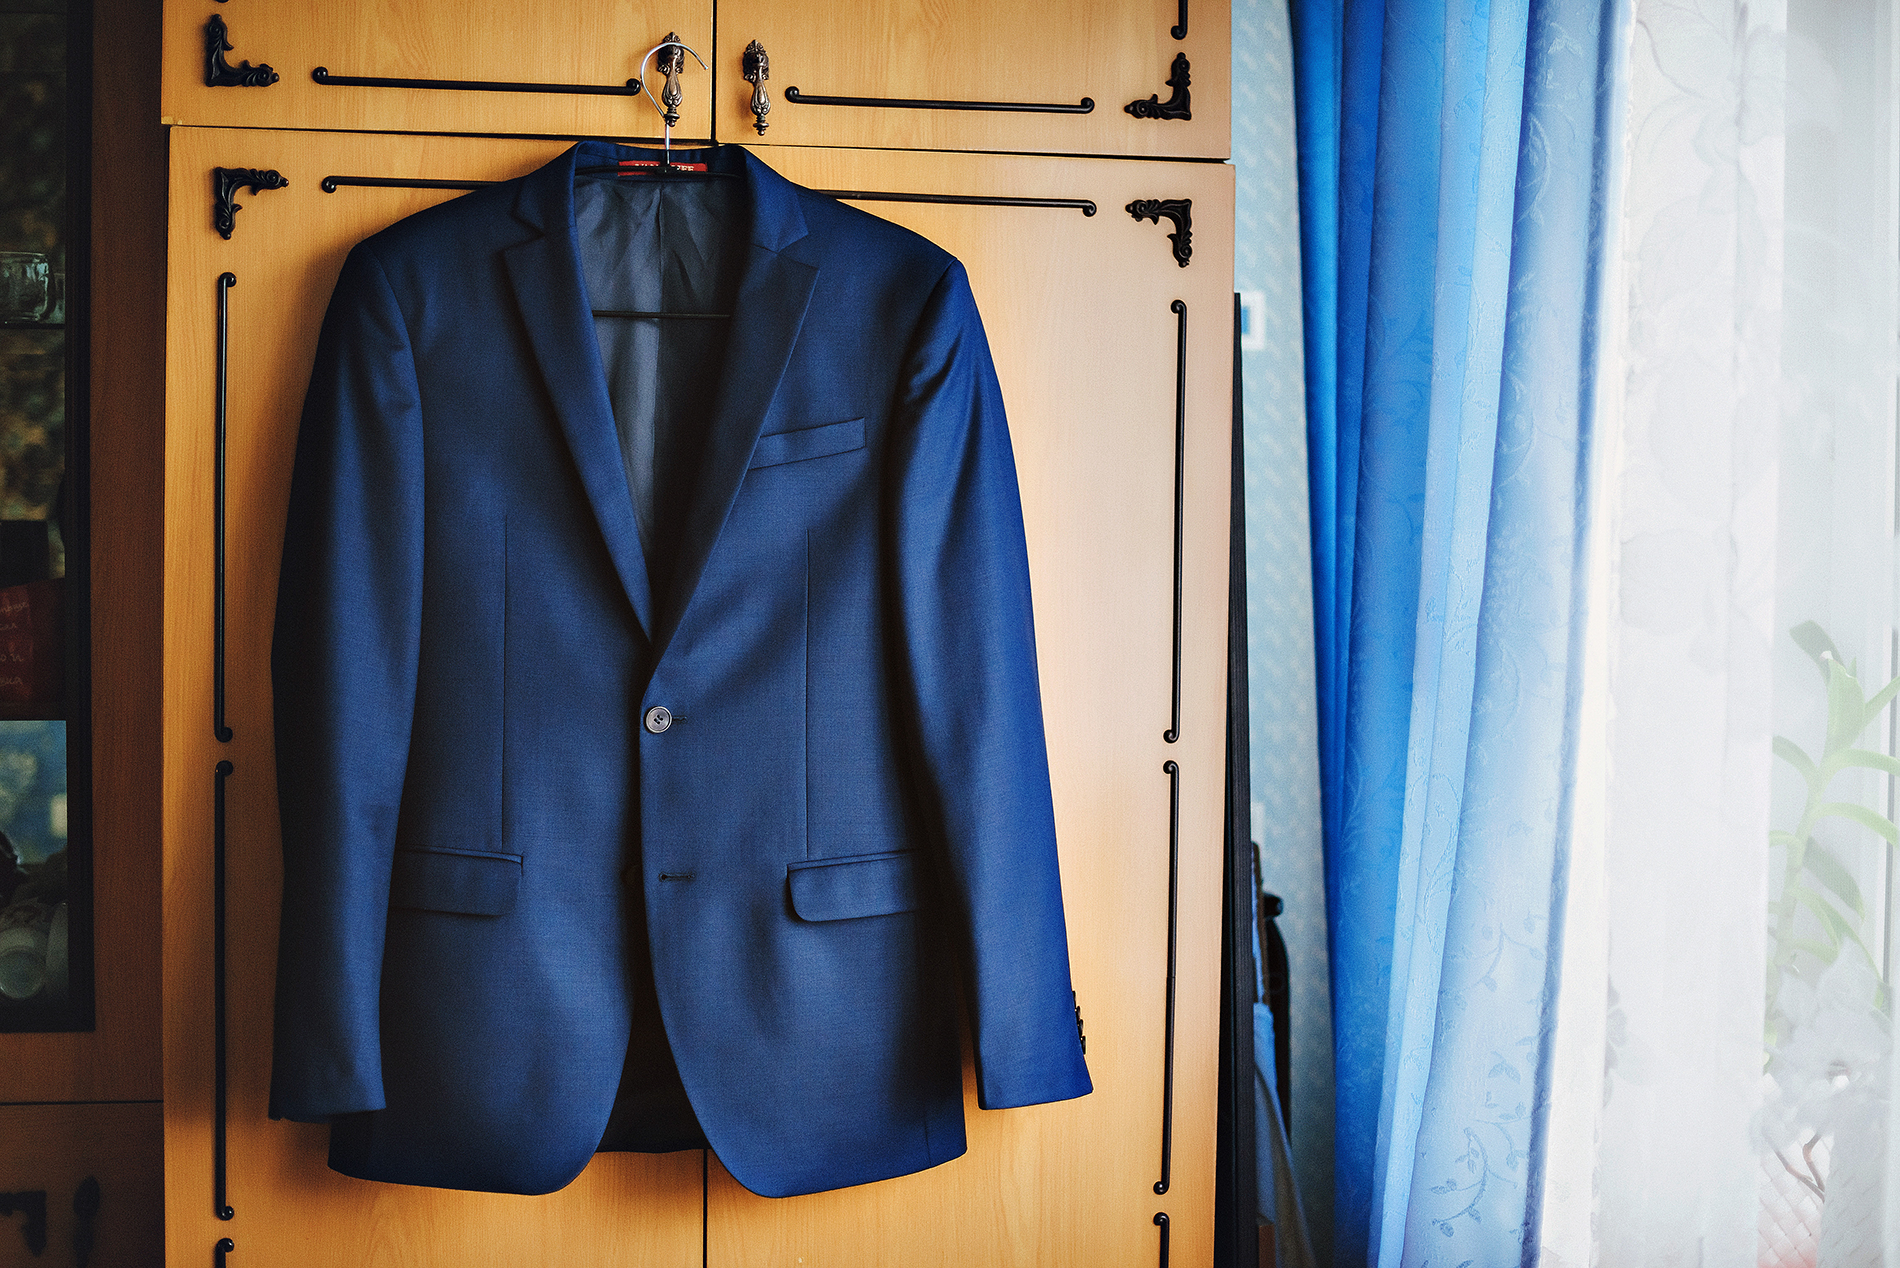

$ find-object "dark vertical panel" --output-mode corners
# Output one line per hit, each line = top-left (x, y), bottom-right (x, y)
(1215, 293), (1258, 1266)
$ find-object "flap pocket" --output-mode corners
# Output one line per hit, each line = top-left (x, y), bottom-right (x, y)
(391, 847), (522, 916)
(788, 850), (923, 922)
(749, 417), (865, 470)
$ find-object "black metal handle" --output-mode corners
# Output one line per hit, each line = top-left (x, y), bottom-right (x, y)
(215, 1237), (235, 1266)
(320, 176), (496, 193)
(73, 1178), (101, 1268)
(317, 175), (1097, 216)
(214, 273), (235, 744)
(784, 85), (1093, 114)
(1154, 1212), (1171, 1266)
(1173, 0), (1188, 39)
(214, 759), (235, 1221)
(311, 67), (644, 96)
(1164, 300), (1186, 744)
(1155, 759), (1180, 1196)
(814, 190), (1096, 215)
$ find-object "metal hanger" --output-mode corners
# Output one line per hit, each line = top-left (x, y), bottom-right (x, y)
(585, 34), (734, 322)
(577, 35), (736, 184)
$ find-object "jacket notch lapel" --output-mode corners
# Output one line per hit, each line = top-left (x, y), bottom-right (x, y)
(500, 152), (657, 639)
(648, 160), (819, 663)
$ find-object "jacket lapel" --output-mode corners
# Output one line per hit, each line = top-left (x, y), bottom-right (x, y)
(501, 145), (657, 639)
(648, 154), (818, 663)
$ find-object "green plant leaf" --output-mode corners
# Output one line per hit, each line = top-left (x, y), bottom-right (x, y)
(1837, 748), (1900, 779)
(1775, 736), (1820, 783)
(1801, 843), (1866, 919)
(1827, 660), (1870, 754)
(1865, 675), (1900, 727)
(1792, 937), (1839, 963)
(1771, 829), (1804, 852)
(1819, 800), (1900, 843)
(1793, 621), (1842, 682)
(1791, 885), (1853, 950)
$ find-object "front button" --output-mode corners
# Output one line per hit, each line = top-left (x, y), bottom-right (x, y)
(643, 705), (673, 734)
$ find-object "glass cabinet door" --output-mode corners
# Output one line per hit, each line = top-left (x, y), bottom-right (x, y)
(0, 0), (90, 1033)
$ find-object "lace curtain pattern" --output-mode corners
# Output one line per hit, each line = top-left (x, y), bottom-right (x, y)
(1542, 0), (1900, 1262)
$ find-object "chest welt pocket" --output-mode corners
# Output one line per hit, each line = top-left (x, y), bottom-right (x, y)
(749, 417), (865, 470)
(391, 847), (522, 916)
(788, 850), (923, 922)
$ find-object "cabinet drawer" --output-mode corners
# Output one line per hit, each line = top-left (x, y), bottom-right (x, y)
(160, 0), (713, 140)
(714, 0), (1227, 159)
(0, 1103), (159, 1268)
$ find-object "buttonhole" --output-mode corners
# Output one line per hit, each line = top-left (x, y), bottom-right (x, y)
(659, 872), (695, 882)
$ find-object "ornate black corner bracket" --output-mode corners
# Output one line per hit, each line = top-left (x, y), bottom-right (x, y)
(0, 1192), (46, 1257)
(1127, 198), (1193, 267)
(1126, 53), (1190, 121)
(204, 15), (278, 88)
(212, 168), (288, 241)
(742, 40), (771, 135)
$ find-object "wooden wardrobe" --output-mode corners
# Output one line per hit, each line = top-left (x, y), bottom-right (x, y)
(161, 2), (1235, 1263)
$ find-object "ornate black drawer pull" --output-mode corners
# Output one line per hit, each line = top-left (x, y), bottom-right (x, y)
(316, 175), (1096, 216)
(214, 273), (236, 744)
(1154, 1212), (1171, 1265)
(1173, 0), (1188, 39)
(1126, 53), (1191, 121)
(205, 15), (277, 88)
(784, 85), (1093, 114)
(1128, 199), (1193, 268)
(1156, 759), (1180, 1196)
(311, 67), (645, 96)
(214, 760), (236, 1221)
(1162, 300), (1186, 744)
(743, 40), (771, 135)
(212, 168), (287, 242)
(215, 1236), (235, 1266)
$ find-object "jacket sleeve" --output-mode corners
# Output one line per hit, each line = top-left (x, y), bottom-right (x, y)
(268, 244), (425, 1122)
(888, 262), (1092, 1110)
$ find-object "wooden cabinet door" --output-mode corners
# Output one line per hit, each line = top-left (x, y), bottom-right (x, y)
(159, 1), (713, 141)
(703, 148), (1233, 1268)
(712, 0), (1227, 160)
(0, 1104), (161, 1268)
(161, 127), (706, 1268)
(162, 128), (1230, 1265)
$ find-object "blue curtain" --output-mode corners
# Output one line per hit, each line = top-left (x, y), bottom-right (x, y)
(1289, 0), (1627, 1261)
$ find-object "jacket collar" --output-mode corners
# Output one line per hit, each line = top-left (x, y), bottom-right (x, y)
(500, 142), (817, 656)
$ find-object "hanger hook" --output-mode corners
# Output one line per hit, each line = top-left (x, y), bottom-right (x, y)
(637, 34), (709, 131)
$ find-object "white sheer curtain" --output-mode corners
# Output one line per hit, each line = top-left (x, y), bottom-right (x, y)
(1542, 0), (1900, 1262)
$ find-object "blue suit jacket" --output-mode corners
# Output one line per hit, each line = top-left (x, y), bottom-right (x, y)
(268, 141), (1091, 1198)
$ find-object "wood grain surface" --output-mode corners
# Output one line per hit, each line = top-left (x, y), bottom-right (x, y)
(714, 0), (1229, 160)
(161, 126), (1231, 1265)
(159, 0), (713, 142)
